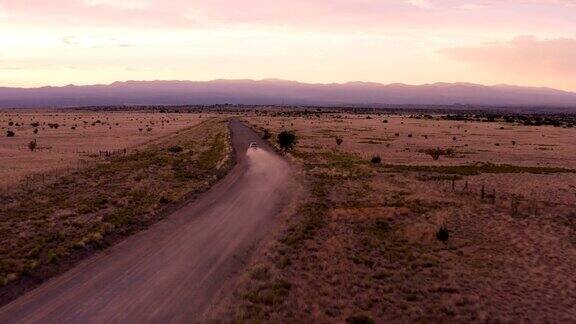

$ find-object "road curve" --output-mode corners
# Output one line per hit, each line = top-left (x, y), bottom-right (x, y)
(0, 119), (293, 323)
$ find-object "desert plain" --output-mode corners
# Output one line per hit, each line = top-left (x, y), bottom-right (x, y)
(0, 110), (210, 188)
(224, 111), (576, 322)
(1, 108), (575, 322)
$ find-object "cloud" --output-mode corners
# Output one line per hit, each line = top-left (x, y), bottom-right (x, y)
(406, 0), (433, 8)
(61, 35), (135, 48)
(9, 0), (574, 30)
(0, 4), (7, 18)
(440, 36), (576, 75)
(522, 0), (576, 6)
(78, 0), (154, 9)
(472, 0), (576, 6)
(457, 3), (487, 10)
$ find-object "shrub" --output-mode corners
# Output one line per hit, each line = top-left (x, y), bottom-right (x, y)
(336, 137), (343, 146)
(28, 140), (37, 151)
(346, 315), (375, 324)
(436, 225), (449, 243)
(33, 128), (38, 134)
(168, 146), (183, 153)
(277, 130), (297, 153)
(30, 122), (40, 127)
(6, 130), (15, 137)
(370, 155), (382, 164)
(423, 148), (454, 160)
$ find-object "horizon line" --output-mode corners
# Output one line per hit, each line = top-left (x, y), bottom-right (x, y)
(1, 78), (574, 94)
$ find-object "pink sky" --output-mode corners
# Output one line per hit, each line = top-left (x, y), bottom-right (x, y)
(1, 0), (575, 90)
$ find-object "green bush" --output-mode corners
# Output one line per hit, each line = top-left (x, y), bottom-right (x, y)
(277, 130), (297, 153)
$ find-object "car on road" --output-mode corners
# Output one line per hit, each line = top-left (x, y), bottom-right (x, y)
(249, 142), (258, 149)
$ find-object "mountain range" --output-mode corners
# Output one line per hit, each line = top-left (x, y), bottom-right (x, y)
(0, 79), (575, 109)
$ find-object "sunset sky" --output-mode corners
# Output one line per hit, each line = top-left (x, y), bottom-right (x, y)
(0, 0), (575, 90)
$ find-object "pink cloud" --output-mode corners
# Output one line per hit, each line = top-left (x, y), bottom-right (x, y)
(0, 0), (194, 28)
(1, 0), (574, 31)
(441, 36), (576, 75)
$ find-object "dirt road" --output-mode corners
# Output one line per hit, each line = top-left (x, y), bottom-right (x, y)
(0, 120), (294, 323)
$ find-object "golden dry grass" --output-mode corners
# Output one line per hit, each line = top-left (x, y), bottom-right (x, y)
(0, 117), (232, 295)
(0, 110), (214, 188)
(255, 114), (576, 168)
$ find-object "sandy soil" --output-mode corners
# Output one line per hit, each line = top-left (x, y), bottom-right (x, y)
(0, 110), (210, 188)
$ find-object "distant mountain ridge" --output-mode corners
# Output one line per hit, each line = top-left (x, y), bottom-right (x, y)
(0, 79), (575, 108)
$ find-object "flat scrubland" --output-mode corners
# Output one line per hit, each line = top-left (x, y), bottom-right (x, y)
(0, 110), (211, 188)
(0, 116), (232, 304)
(224, 113), (576, 322)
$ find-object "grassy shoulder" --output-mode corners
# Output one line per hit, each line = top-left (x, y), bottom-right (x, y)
(0, 118), (233, 303)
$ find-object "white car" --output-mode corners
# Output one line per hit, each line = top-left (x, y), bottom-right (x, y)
(249, 142), (258, 149)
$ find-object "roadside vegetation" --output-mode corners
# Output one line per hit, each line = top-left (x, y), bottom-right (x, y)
(0, 118), (232, 304)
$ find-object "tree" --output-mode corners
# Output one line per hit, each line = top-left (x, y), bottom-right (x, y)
(6, 130), (15, 137)
(436, 225), (449, 243)
(28, 140), (37, 151)
(277, 130), (297, 153)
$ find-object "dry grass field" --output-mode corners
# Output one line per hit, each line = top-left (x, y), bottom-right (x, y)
(3, 109), (576, 321)
(0, 114), (232, 303)
(0, 110), (211, 188)
(254, 114), (576, 213)
(260, 114), (576, 166)
(224, 113), (576, 322)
